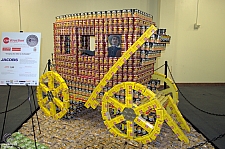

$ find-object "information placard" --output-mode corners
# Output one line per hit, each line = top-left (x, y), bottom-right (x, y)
(0, 32), (41, 86)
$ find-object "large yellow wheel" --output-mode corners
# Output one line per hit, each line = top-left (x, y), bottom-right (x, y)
(37, 71), (70, 119)
(101, 82), (164, 144)
(151, 72), (178, 105)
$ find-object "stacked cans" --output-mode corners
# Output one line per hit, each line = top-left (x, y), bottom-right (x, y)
(53, 9), (169, 103)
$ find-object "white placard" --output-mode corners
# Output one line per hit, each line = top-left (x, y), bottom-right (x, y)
(0, 32), (41, 86)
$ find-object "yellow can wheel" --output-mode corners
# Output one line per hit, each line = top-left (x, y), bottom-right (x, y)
(151, 72), (178, 105)
(101, 82), (164, 144)
(37, 71), (70, 119)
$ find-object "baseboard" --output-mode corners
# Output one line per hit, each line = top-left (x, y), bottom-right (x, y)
(175, 83), (225, 86)
(158, 83), (225, 89)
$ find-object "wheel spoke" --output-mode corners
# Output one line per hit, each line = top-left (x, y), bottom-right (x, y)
(108, 96), (125, 111)
(134, 116), (154, 133)
(161, 88), (173, 95)
(39, 105), (51, 116)
(49, 101), (56, 116)
(134, 100), (156, 115)
(53, 97), (64, 109)
(108, 115), (125, 125)
(41, 96), (49, 104)
(51, 85), (61, 97)
(125, 83), (134, 108)
(47, 75), (54, 90)
(39, 83), (49, 93)
(126, 121), (134, 138)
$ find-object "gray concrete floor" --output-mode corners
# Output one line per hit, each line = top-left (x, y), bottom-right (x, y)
(178, 85), (225, 149)
(0, 86), (38, 142)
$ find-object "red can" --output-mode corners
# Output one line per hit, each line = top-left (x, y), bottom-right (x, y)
(123, 74), (128, 81)
(127, 35), (133, 42)
(127, 74), (133, 81)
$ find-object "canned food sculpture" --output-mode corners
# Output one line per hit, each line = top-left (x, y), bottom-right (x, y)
(37, 9), (190, 144)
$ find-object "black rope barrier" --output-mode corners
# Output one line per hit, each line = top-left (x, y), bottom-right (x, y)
(0, 61), (48, 145)
(0, 88), (37, 115)
(167, 65), (225, 116)
(187, 132), (225, 149)
(43, 62), (48, 74)
(154, 64), (165, 71)
(0, 62), (48, 115)
(1, 84), (11, 142)
(166, 63), (225, 148)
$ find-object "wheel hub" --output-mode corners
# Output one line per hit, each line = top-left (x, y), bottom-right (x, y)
(122, 107), (136, 121)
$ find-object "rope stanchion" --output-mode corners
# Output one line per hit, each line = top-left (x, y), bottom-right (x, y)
(31, 86), (41, 134)
(164, 61), (168, 89)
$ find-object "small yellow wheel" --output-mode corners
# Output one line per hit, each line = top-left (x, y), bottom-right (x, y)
(151, 72), (178, 105)
(101, 82), (164, 144)
(37, 71), (70, 119)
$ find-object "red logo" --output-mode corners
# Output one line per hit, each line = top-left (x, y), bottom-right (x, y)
(12, 48), (21, 51)
(3, 37), (9, 44)
(2, 47), (11, 51)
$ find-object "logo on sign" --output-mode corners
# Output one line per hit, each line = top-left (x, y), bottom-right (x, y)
(26, 35), (38, 47)
(1, 58), (18, 61)
(3, 37), (9, 44)
(4, 66), (14, 68)
(12, 48), (21, 51)
(2, 47), (11, 51)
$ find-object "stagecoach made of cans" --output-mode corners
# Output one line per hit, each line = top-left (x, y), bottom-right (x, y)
(37, 9), (190, 144)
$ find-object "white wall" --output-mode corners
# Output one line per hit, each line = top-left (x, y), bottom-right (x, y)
(0, 0), (224, 83)
(158, 0), (225, 83)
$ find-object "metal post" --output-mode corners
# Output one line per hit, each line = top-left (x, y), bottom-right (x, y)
(47, 59), (51, 71)
(164, 61), (168, 89)
(31, 86), (41, 134)
(26, 85), (37, 149)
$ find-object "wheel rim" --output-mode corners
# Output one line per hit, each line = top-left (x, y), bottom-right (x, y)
(151, 72), (178, 105)
(101, 82), (164, 144)
(37, 71), (69, 119)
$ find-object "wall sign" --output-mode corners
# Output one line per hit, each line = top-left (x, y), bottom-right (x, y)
(0, 32), (41, 86)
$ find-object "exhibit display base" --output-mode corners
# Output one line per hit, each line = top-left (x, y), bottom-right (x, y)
(17, 110), (214, 148)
